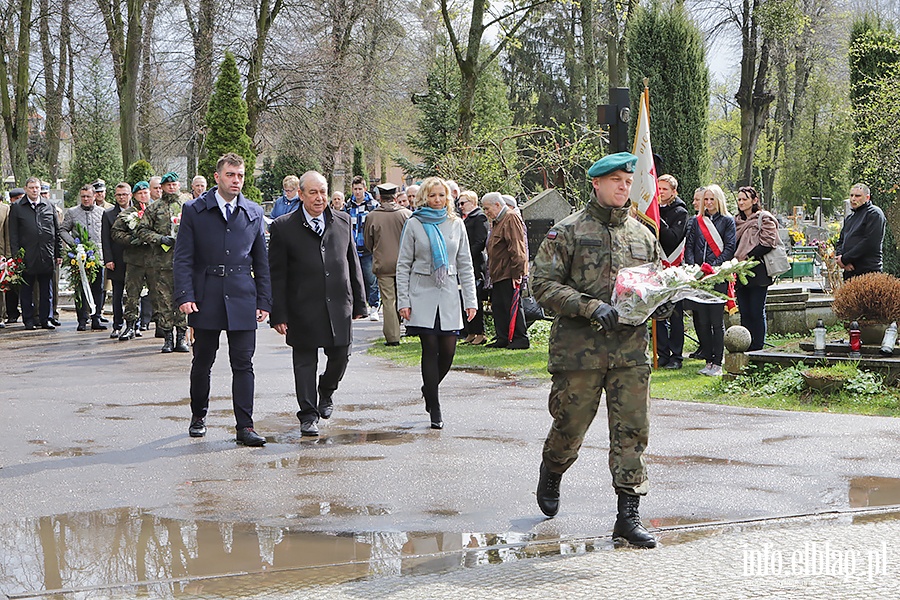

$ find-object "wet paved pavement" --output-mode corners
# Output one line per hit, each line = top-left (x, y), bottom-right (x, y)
(2, 316), (900, 598)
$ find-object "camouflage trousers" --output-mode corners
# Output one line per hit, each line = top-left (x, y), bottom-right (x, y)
(542, 366), (651, 496)
(123, 264), (154, 323)
(145, 267), (185, 331)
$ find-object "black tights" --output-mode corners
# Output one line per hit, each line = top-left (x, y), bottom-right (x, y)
(420, 334), (457, 411)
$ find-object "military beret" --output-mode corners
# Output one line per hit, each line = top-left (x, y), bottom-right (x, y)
(9, 187), (25, 197)
(375, 182), (398, 197)
(92, 179), (106, 192)
(40, 183), (50, 191)
(160, 172), (179, 184)
(587, 152), (638, 178)
(132, 181), (150, 193)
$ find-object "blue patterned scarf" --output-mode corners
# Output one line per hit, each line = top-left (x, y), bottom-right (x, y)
(413, 207), (449, 287)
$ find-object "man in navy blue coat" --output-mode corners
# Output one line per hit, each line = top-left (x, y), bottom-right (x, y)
(173, 153), (273, 446)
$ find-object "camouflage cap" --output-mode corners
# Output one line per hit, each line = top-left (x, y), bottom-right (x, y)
(587, 152), (638, 178)
(132, 181), (150, 193)
(160, 172), (179, 184)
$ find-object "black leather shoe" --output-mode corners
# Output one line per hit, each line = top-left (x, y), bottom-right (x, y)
(318, 399), (333, 420)
(688, 350), (704, 360)
(612, 493), (657, 548)
(507, 339), (530, 350)
(110, 328), (121, 339)
(49, 318), (61, 326)
(664, 361), (682, 370)
(5, 316), (18, 324)
(189, 418), (207, 438)
(384, 341), (400, 346)
(91, 319), (108, 331)
(41, 323), (56, 330)
(300, 419), (319, 437)
(486, 340), (508, 348)
(537, 461), (562, 517)
(99, 315), (109, 323)
(236, 427), (266, 446)
(76, 323), (87, 331)
(23, 323), (35, 330)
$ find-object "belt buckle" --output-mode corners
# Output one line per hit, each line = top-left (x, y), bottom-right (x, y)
(213, 265), (225, 276)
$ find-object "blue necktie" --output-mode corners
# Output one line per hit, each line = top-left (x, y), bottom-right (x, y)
(225, 203), (232, 221)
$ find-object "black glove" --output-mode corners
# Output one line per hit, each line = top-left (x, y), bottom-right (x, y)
(160, 236), (176, 247)
(591, 303), (618, 331)
(651, 302), (675, 321)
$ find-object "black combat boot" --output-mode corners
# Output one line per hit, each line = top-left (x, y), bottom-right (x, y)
(536, 461), (562, 517)
(174, 327), (190, 352)
(161, 329), (175, 353)
(91, 316), (108, 331)
(612, 493), (657, 548)
(118, 321), (136, 341)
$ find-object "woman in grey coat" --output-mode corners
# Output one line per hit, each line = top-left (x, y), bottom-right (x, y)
(397, 177), (478, 429)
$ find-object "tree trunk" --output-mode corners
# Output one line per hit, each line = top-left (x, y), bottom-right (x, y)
(735, 0), (774, 187)
(184, 0), (214, 178)
(97, 0), (145, 177)
(582, 0), (596, 127)
(246, 0), (284, 146)
(0, 0), (34, 182)
(138, 0), (158, 162)
(39, 0), (70, 182)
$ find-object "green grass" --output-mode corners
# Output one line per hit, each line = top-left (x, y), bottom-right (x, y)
(368, 322), (900, 417)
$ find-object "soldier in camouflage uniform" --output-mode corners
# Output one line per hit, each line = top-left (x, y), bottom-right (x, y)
(111, 181), (154, 341)
(136, 172), (189, 353)
(531, 152), (671, 549)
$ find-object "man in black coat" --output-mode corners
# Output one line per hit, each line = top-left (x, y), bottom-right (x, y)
(102, 183), (132, 338)
(836, 183), (886, 280)
(460, 193), (489, 343)
(173, 153), (273, 447)
(8, 177), (61, 330)
(655, 174), (689, 369)
(269, 171), (367, 437)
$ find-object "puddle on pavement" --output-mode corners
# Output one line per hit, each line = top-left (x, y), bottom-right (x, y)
(0, 508), (619, 599)
(646, 454), (776, 468)
(849, 476), (900, 508)
(265, 456), (385, 469)
(267, 430), (413, 446)
(30, 447), (96, 458)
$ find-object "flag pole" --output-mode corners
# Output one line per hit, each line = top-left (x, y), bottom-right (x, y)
(642, 79), (660, 370)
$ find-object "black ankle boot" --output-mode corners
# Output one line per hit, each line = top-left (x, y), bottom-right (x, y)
(612, 493), (657, 548)
(161, 330), (174, 353)
(174, 327), (190, 352)
(536, 461), (562, 517)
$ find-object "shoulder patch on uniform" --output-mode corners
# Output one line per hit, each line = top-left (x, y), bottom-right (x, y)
(546, 230), (558, 240)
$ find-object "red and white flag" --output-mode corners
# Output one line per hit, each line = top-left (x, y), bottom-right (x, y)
(629, 87), (660, 236)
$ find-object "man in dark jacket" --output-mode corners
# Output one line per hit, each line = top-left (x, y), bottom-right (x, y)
(836, 183), (886, 280)
(460, 192), (489, 343)
(8, 177), (61, 330)
(269, 171), (367, 437)
(173, 153), (273, 447)
(655, 174), (689, 368)
(345, 175), (380, 319)
(102, 183), (132, 338)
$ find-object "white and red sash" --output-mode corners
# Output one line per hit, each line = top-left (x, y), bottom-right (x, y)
(662, 239), (685, 267)
(697, 215), (724, 258)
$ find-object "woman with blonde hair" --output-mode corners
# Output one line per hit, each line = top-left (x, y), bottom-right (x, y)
(683, 184), (736, 376)
(396, 177), (478, 429)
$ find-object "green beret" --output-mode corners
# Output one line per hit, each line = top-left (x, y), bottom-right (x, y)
(587, 152), (638, 178)
(160, 172), (179, 184)
(132, 181), (149, 193)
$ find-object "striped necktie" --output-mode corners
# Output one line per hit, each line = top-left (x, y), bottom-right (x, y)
(312, 217), (323, 236)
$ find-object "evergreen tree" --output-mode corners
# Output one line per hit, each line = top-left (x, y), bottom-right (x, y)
(126, 160), (154, 187)
(626, 1), (709, 198)
(849, 19), (900, 275)
(352, 143), (368, 182)
(67, 63), (122, 208)
(199, 51), (261, 203)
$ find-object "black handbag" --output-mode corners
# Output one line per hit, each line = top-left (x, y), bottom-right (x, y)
(521, 280), (545, 327)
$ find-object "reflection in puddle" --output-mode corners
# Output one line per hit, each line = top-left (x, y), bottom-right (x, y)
(0, 508), (582, 599)
(849, 476), (900, 507)
(30, 447), (96, 458)
(646, 454), (777, 468)
(265, 456), (384, 469)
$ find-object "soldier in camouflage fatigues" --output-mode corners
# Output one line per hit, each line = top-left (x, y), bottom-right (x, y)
(531, 152), (670, 549)
(136, 172), (188, 353)
(111, 181), (154, 341)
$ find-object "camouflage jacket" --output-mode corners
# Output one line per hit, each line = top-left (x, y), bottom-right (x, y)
(110, 202), (152, 267)
(136, 192), (184, 269)
(531, 199), (662, 373)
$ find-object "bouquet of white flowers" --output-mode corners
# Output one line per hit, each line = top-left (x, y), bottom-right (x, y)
(611, 259), (759, 326)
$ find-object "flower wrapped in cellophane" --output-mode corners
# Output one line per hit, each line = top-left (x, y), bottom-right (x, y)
(612, 259), (759, 326)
